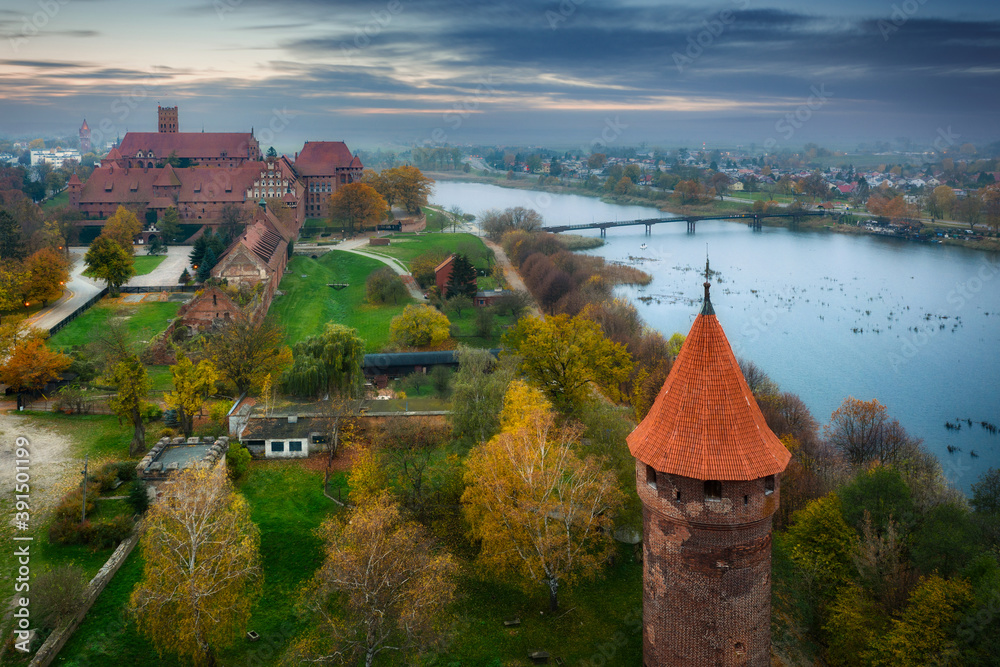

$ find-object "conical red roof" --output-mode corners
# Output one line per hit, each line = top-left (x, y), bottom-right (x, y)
(153, 163), (182, 187)
(627, 290), (790, 481)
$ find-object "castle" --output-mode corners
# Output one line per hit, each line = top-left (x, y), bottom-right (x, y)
(627, 265), (790, 666)
(68, 106), (362, 230)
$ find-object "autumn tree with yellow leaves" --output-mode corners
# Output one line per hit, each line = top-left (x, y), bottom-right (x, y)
(287, 492), (457, 667)
(388, 304), (451, 350)
(165, 355), (219, 437)
(129, 465), (262, 666)
(462, 381), (624, 611)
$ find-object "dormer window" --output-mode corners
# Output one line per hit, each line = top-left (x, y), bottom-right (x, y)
(704, 480), (722, 501)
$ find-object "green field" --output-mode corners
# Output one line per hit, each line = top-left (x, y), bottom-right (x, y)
(270, 251), (412, 350)
(49, 300), (181, 351)
(42, 189), (70, 210)
(131, 255), (167, 276)
(364, 232), (493, 270)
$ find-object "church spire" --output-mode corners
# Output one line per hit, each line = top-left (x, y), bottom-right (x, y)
(701, 250), (714, 316)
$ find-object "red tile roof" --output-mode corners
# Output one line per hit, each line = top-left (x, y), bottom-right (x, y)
(78, 164), (262, 206)
(118, 132), (259, 161)
(294, 141), (359, 176)
(67, 173), (82, 185)
(627, 291), (790, 481)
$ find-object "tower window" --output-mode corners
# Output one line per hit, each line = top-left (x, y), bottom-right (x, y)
(675, 490), (682, 501)
(744, 495), (749, 506)
(645, 465), (656, 489)
(704, 480), (722, 501)
(764, 475), (775, 495)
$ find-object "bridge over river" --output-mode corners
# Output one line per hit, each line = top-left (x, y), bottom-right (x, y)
(544, 210), (833, 235)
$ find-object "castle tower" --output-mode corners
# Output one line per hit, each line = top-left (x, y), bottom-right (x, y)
(67, 173), (82, 207)
(79, 119), (91, 154)
(158, 105), (178, 133)
(627, 262), (791, 667)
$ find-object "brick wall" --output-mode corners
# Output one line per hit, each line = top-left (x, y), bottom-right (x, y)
(636, 461), (780, 667)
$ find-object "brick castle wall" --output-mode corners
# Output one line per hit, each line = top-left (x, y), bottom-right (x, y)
(636, 461), (780, 667)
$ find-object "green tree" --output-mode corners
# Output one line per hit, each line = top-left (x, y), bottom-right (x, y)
(839, 466), (914, 532)
(106, 355), (151, 455)
(158, 206), (181, 244)
(502, 313), (633, 413)
(84, 235), (135, 296)
(365, 267), (408, 305)
(449, 346), (518, 445)
(445, 253), (477, 298)
(283, 323), (365, 399)
(388, 305), (450, 350)
(165, 356), (219, 437)
(0, 209), (26, 261)
(784, 493), (858, 597)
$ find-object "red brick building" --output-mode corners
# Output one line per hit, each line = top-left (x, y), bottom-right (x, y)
(158, 105), (178, 133)
(79, 119), (91, 154)
(293, 141), (363, 219)
(627, 270), (790, 667)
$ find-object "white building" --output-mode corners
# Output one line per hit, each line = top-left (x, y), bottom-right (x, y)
(30, 148), (81, 168)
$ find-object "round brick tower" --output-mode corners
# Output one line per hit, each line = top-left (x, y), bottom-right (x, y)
(627, 263), (790, 667)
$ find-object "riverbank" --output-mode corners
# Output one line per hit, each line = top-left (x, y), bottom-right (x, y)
(428, 171), (1000, 253)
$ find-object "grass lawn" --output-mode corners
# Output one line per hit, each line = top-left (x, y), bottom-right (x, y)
(373, 232), (493, 271)
(146, 365), (172, 392)
(423, 206), (450, 232)
(49, 300), (180, 351)
(271, 251), (412, 351)
(42, 189), (69, 210)
(16, 411), (157, 460)
(131, 255), (167, 276)
(56, 461), (344, 666)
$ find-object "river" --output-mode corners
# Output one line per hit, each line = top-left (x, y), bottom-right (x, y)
(431, 181), (1000, 492)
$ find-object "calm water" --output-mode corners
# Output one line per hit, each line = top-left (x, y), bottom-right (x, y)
(432, 181), (1000, 492)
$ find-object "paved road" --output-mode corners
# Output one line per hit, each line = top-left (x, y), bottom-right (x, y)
(127, 245), (193, 286)
(335, 238), (426, 301)
(25, 248), (103, 332)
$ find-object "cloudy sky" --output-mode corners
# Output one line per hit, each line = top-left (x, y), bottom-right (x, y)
(1, 0), (997, 152)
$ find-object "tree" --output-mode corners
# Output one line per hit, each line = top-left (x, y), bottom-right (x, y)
(614, 176), (632, 196)
(106, 355), (150, 456)
(84, 235), (135, 296)
(158, 206), (180, 244)
(502, 313), (633, 412)
(266, 146), (278, 158)
(204, 314), (291, 395)
(289, 493), (456, 667)
(463, 381), (624, 610)
(24, 247), (69, 306)
(165, 356), (219, 437)
(0, 209), (26, 261)
(445, 253), (477, 298)
(710, 172), (731, 199)
(388, 304), (450, 350)
(365, 266), (408, 305)
(587, 153), (607, 169)
(784, 493), (858, 597)
(825, 397), (920, 465)
(130, 465), (262, 666)
(480, 206), (543, 241)
(410, 250), (449, 288)
(282, 323), (365, 399)
(0, 315), (46, 359)
(450, 346), (518, 445)
(197, 248), (216, 282)
(387, 165), (434, 214)
(218, 203), (250, 242)
(31, 565), (88, 632)
(928, 185), (956, 219)
(377, 416), (453, 515)
(672, 179), (709, 205)
(0, 339), (70, 394)
(328, 183), (388, 236)
(101, 206), (142, 254)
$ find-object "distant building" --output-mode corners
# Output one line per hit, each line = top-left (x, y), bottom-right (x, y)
(293, 141), (363, 219)
(30, 148), (81, 168)
(79, 119), (91, 154)
(158, 105), (178, 133)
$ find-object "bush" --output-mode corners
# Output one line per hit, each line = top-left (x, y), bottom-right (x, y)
(474, 307), (495, 338)
(52, 482), (100, 523)
(366, 267), (409, 305)
(93, 466), (118, 493)
(164, 408), (179, 428)
(82, 515), (133, 549)
(141, 403), (163, 421)
(32, 565), (88, 631)
(159, 427), (176, 439)
(127, 481), (150, 514)
(227, 443), (251, 481)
